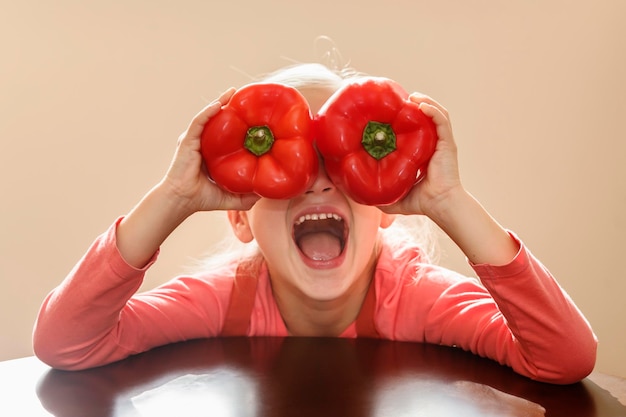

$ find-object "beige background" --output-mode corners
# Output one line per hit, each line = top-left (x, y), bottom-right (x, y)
(1, 1), (624, 378)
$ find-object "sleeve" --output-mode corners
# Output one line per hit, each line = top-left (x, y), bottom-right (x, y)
(383, 233), (597, 384)
(32, 217), (233, 370)
(467, 233), (597, 383)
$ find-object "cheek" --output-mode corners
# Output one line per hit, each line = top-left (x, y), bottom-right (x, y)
(247, 201), (291, 245)
(351, 208), (384, 244)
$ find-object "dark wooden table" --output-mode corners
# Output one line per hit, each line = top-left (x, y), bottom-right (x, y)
(1, 337), (624, 416)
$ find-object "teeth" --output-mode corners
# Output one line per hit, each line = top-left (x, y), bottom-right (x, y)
(295, 213), (342, 225)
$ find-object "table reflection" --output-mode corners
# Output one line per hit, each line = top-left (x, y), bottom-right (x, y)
(36, 337), (609, 417)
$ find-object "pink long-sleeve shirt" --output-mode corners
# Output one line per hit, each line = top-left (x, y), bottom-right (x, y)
(33, 218), (597, 384)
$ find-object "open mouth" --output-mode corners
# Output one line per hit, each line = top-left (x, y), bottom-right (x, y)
(293, 212), (348, 263)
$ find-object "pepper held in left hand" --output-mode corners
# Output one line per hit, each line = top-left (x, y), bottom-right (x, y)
(315, 77), (438, 206)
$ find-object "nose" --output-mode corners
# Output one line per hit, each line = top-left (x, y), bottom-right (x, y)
(305, 161), (335, 195)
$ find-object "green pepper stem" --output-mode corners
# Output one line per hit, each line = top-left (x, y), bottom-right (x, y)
(244, 126), (274, 156)
(362, 121), (396, 160)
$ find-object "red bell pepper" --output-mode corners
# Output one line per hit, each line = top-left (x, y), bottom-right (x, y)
(315, 77), (438, 206)
(201, 83), (318, 199)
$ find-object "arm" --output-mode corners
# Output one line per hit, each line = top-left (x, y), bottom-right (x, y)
(382, 94), (518, 266)
(472, 239), (598, 384)
(32, 219), (236, 370)
(33, 89), (258, 369)
(118, 88), (258, 268)
(382, 95), (597, 383)
(417, 239), (597, 384)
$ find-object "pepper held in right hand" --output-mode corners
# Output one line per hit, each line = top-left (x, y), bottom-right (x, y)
(200, 83), (318, 199)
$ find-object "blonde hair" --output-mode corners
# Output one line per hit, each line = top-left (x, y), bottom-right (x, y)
(189, 61), (439, 273)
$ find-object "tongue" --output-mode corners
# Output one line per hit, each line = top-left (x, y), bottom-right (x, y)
(298, 232), (342, 261)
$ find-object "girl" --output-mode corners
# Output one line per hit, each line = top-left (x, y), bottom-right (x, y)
(32, 63), (597, 384)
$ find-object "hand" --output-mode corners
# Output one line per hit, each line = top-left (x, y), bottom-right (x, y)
(116, 89), (260, 268)
(160, 88), (261, 216)
(380, 94), (519, 266)
(380, 93), (463, 218)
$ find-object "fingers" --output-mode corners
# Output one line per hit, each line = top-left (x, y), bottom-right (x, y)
(377, 201), (407, 215)
(409, 92), (449, 119)
(420, 102), (455, 145)
(197, 87), (236, 123)
(183, 87), (237, 142)
(409, 93), (456, 150)
(213, 190), (261, 212)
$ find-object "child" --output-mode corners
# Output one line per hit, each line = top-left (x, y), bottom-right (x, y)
(32, 63), (597, 384)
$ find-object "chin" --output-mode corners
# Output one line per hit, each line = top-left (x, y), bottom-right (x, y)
(298, 274), (355, 302)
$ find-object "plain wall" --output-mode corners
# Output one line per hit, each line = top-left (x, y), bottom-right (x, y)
(1, 1), (624, 377)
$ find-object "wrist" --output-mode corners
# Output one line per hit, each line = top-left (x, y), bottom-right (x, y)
(421, 184), (469, 226)
(153, 178), (199, 221)
(424, 187), (518, 266)
(117, 183), (193, 269)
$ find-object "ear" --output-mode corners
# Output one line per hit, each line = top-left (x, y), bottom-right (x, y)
(379, 212), (396, 229)
(227, 210), (254, 243)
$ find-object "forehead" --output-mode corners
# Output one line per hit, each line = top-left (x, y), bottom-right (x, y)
(298, 87), (336, 114)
